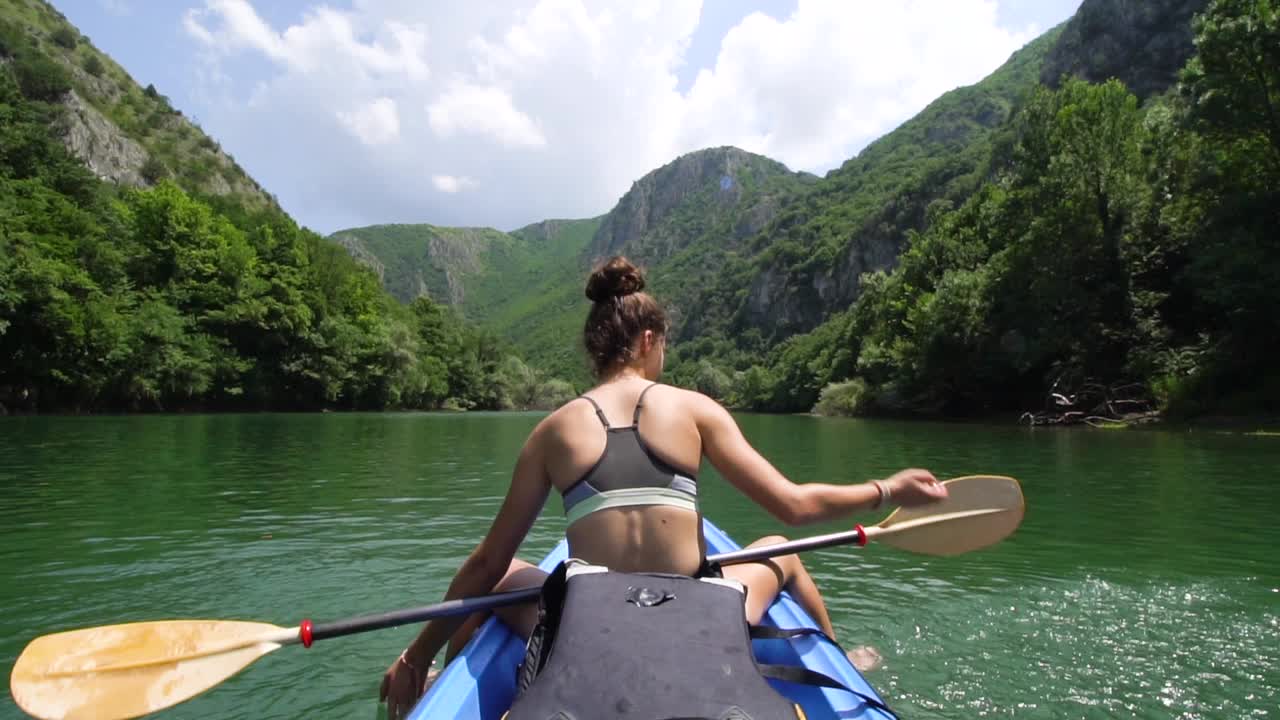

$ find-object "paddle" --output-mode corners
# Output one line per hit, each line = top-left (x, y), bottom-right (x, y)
(10, 475), (1022, 720)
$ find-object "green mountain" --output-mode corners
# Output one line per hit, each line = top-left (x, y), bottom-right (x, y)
(330, 26), (1067, 381)
(18, 0), (1264, 419)
(328, 0), (1280, 423)
(715, 23), (1065, 344)
(0, 0), (276, 210)
(331, 216), (604, 380)
(329, 147), (817, 380)
(0, 0), (540, 413)
(776, 0), (1279, 419)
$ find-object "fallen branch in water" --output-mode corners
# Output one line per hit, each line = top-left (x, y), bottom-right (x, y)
(1020, 376), (1157, 427)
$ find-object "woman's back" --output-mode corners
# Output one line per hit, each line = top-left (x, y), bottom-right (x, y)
(541, 379), (706, 574)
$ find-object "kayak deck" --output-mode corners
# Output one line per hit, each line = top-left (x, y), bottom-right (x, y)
(409, 519), (896, 719)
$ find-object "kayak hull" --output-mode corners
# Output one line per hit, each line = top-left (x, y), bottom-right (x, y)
(408, 519), (895, 719)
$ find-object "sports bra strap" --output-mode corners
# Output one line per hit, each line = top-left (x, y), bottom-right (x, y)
(578, 395), (610, 429)
(633, 383), (659, 425)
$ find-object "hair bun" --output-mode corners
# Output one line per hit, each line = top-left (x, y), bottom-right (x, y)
(585, 256), (645, 302)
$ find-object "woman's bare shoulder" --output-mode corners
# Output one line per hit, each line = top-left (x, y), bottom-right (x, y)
(654, 383), (721, 413)
(532, 396), (595, 438)
(643, 384), (727, 430)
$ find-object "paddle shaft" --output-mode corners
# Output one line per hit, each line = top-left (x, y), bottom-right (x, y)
(306, 526), (871, 643)
(309, 505), (1018, 642)
(309, 586), (541, 642)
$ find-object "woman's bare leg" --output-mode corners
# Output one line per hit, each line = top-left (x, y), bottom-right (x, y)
(442, 559), (547, 663)
(721, 535), (882, 672)
(721, 535), (836, 636)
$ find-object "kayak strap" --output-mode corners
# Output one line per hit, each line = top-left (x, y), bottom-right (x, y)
(755, 661), (898, 718)
(749, 626), (900, 718)
(749, 625), (832, 641)
(513, 560), (570, 697)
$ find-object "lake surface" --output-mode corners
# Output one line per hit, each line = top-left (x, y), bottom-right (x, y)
(1, 412), (1277, 719)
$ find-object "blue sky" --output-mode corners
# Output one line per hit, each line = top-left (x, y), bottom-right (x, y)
(56, 0), (1082, 234)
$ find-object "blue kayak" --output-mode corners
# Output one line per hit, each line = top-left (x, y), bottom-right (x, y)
(408, 518), (896, 719)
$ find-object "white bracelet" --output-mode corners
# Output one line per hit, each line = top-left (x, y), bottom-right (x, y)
(399, 650), (434, 672)
(872, 480), (890, 509)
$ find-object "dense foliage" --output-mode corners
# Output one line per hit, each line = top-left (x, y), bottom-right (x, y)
(635, 29), (1070, 409)
(0, 29), (552, 413)
(754, 0), (1279, 417)
(331, 217), (606, 387)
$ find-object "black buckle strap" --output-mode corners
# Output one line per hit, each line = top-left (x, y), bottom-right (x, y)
(749, 625), (832, 642)
(757, 664), (899, 718)
(750, 625), (900, 719)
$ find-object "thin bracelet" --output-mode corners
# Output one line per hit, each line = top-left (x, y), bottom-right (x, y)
(399, 650), (434, 673)
(872, 480), (890, 509)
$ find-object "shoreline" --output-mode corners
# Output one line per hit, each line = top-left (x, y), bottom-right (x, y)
(3, 405), (1277, 435)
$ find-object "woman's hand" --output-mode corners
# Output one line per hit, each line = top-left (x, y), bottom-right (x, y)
(881, 468), (948, 507)
(379, 651), (432, 720)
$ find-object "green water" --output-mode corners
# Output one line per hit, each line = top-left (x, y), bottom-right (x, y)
(1, 413), (1277, 719)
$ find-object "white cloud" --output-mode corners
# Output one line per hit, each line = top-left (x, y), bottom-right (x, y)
(337, 97), (400, 146)
(183, 9), (216, 46)
(432, 174), (477, 193)
(672, 0), (1033, 170)
(427, 84), (546, 149)
(185, 0), (428, 78)
(182, 0), (1033, 234)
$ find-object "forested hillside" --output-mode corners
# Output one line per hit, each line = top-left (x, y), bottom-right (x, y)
(0, 0), (274, 208)
(739, 0), (1278, 419)
(330, 147), (817, 383)
(331, 216), (605, 385)
(0, 0), (560, 413)
(335, 0), (1277, 422)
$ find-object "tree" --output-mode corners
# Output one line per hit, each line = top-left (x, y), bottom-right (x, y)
(532, 379), (576, 410)
(11, 53), (70, 101)
(497, 355), (538, 410)
(51, 26), (78, 49)
(1155, 0), (1280, 410)
(988, 79), (1147, 384)
(730, 365), (776, 410)
(1181, 0), (1280, 163)
(140, 156), (167, 184)
(82, 54), (104, 77)
(693, 359), (731, 401)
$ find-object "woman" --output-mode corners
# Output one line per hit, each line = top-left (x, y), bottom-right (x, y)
(380, 256), (947, 718)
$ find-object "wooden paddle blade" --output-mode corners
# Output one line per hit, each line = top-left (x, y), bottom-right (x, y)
(872, 475), (1025, 556)
(10, 620), (291, 720)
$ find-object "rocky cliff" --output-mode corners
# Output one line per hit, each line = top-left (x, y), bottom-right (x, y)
(59, 88), (147, 185)
(1040, 0), (1210, 99)
(731, 27), (1064, 341)
(588, 147), (815, 265)
(327, 225), (511, 306)
(4, 0), (276, 207)
(707, 0), (1212, 342)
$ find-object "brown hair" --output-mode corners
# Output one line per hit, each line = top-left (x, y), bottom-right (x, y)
(583, 256), (667, 376)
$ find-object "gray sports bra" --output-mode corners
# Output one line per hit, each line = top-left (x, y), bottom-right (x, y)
(559, 384), (699, 526)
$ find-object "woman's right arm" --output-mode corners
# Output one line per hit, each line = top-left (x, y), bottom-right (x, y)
(693, 394), (945, 525)
(379, 419), (552, 718)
